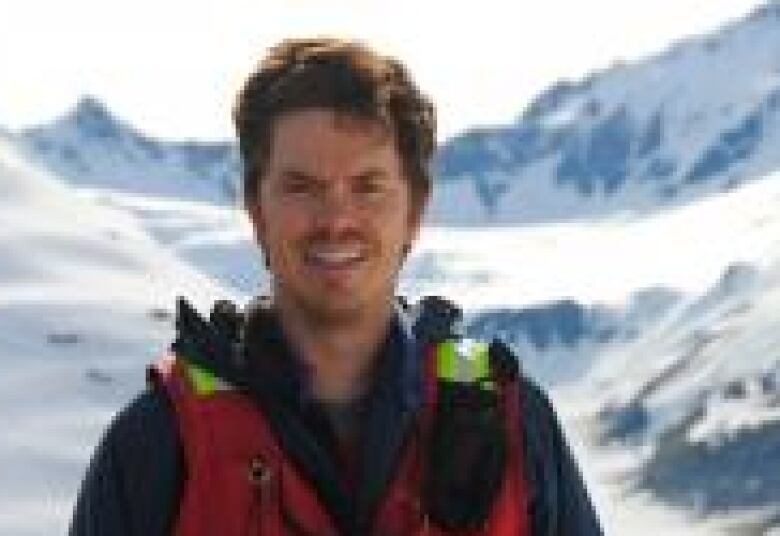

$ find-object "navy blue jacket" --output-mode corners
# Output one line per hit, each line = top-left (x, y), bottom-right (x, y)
(70, 298), (603, 535)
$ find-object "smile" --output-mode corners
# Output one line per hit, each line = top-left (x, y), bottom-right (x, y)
(304, 245), (367, 269)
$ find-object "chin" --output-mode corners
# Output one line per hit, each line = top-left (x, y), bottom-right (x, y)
(303, 299), (368, 325)
(303, 288), (392, 324)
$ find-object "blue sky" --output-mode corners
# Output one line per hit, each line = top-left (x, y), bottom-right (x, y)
(0, 0), (761, 141)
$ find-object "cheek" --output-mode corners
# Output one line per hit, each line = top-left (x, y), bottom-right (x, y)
(262, 205), (304, 239)
(379, 218), (415, 256)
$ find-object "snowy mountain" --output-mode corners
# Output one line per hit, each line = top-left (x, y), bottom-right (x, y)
(0, 138), (240, 535)
(430, 2), (780, 224)
(581, 253), (780, 534)
(12, 5), (780, 228)
(16, 96), (241, 204)
(552, 175), (780, 535)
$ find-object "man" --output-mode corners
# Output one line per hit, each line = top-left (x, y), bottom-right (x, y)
(70, 38), (603, 535)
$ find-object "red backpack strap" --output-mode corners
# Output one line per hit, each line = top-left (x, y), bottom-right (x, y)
(147, 353), (221, 535)
(494, 362), (531, 535)
(147, 352), (290, 535)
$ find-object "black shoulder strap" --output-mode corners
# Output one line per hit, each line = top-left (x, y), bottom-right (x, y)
(407, 296), (521, 531)
(171, 296), (247, 386)
(407, 295), (463, 344)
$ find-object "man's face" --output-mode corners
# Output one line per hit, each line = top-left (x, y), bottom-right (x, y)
(248, 108), (425, 323)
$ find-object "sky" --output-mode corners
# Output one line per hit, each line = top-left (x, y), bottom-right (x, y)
(0, 0), (765, 142)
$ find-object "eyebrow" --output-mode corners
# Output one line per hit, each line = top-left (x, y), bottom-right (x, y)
(352, 169), (389, 182)
(280, 168), (316, 181)
(279, 168), (390, 182)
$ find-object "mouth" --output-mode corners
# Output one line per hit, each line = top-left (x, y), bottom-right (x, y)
(303, 244), (368, 273)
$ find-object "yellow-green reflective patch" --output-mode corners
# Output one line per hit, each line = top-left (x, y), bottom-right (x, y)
(435, 339), (493, 390)
(186, 362), (219, 397)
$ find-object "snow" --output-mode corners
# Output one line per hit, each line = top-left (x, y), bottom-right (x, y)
(413, 173), (780, 313)
(0, 139), (235, 534)
(431, 2), (780, 224)
(17, 96), (240, 205)
(689, 394), (780, 446)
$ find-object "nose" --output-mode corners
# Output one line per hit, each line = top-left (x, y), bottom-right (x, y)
(312, 182), (362, 236)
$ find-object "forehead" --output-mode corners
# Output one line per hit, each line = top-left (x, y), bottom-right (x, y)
(268, 108), (400, 173)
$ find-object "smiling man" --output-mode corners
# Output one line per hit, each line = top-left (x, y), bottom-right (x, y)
(70, 38), (603, 535)
(248, 106), (426, 403)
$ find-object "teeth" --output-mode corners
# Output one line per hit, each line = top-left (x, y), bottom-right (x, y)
(312, 251), (360, 262)
(307, 246), (363, 265)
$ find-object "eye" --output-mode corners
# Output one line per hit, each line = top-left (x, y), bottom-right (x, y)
(353, 176), (386, 196)
(285, 181), (309, 193)
(281, 177), (314, 195)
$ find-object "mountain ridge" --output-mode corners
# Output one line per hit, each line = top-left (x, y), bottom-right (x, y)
(7, 3), (780, 226)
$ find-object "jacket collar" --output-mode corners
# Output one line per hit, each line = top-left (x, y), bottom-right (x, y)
(240, 299), (424, 415)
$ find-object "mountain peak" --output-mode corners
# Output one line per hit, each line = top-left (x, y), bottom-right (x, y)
(67, 95), (121, 139)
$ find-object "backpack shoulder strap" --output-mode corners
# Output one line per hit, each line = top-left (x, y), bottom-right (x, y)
(406, 296), (522, 531)
(408, 295), (463, 344)
(406, 294), (519, 386)
(419, 337), (520, 531)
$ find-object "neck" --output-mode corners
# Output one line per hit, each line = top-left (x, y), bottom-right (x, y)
(273, 295), (395, 404)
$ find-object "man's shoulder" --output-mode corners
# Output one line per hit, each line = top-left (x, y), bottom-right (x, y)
(516, 370), (557, 421)
(482, 338), (566, 452)
(70, 388), (184, 536)
(100, 386), (181, 465)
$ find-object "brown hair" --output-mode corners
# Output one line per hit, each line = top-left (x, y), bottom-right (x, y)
(233, 38), (436, 209)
